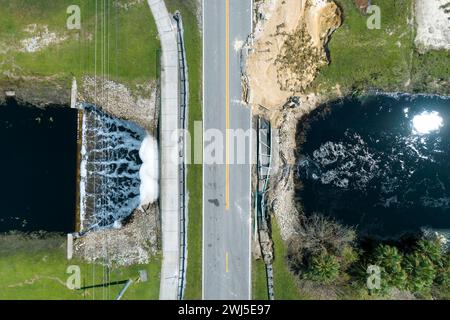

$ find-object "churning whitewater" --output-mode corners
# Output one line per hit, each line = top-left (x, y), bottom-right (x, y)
(79, 104), (159, 231)
(297, 94), (450, 238)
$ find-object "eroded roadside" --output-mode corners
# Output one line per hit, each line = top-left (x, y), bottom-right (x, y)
(247, 0), (343, 241)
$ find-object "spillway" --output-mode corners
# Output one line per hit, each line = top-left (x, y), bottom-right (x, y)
(79, 103), (159, 232)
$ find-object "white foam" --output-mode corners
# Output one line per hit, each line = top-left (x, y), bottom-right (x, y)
(139, 134), (160, 206)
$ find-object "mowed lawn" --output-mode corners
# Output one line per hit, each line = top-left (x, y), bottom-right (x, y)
(0, 234), (161, 300)
(0, 0), (160, 86)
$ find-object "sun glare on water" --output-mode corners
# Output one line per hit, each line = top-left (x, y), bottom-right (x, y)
(412, 111), (444, 135)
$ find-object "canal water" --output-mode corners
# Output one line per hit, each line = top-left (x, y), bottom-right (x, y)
(0, 99), (77, 233)
(297, 94), (450, 239)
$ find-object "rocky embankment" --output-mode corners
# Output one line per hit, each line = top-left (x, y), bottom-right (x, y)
(74, 203), (160, 266)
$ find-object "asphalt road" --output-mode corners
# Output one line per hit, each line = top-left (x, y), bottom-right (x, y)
(203, 0), (253, 300)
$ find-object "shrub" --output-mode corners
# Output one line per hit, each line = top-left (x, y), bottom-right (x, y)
(433, 251), (450, 287)
(288, 214), (356, 276)
(340, 245), (359, 270)
(416, 239), (444, 268)
(291, 214), (356, 257)
(373, 245), (408, 291)
(305, 252), (340, 284)
(404, 253), (436, 294)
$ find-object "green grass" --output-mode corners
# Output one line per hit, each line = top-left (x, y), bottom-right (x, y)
(252, 219), (313, 300)
(313, 0), (413, 93)
(0, 234), (161, 300)
(252, 258), (269, 300)
(410, 50), (450, 93)
(0, 0), (160, 87)
(271, 220), (311, 300)
(164, 0), (203, 300)
(312, 0), (418, 95)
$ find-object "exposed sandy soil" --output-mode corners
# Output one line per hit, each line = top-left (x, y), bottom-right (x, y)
(415, 0), (450, 52)
(246, 0), (341, 111)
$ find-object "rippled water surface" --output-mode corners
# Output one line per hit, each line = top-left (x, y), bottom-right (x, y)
(297, 94), (450, 238)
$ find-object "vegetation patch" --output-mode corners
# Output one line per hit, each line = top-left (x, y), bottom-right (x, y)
(311, 0), (449, 97)
(0, 0), (160, 105)
(285, 215), (450, 299)
(0, 232), (161, 300)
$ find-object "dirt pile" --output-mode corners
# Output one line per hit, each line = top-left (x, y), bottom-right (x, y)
(247, 0), (341, 111)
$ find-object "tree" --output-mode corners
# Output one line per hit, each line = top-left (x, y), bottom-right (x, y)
(416, 239), (443, 268)
(373, 245), (408, 291)
(404, 252), (436, 294)
(291, 214), (356, 257)
(288, 214), (356, 276)
(305, 252), (340, 284)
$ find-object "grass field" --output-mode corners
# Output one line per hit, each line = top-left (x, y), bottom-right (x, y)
(271, 220), (312, 300)
(0, 0), (160, 92)
(312, 0), (449, 96)
(0, 234), (161, 300)
(252, 220), (312, 300)
(252, 258), (269, 300)
(163, 0), (203, 300)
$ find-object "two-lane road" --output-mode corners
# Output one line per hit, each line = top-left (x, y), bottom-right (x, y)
(203, 0), (253, 300)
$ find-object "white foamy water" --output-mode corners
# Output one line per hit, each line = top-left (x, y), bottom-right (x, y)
(139, 134), (159, 207)
(79, 104), (159, 231)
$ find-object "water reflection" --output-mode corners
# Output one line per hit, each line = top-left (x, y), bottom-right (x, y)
(412, 111), (444, 135)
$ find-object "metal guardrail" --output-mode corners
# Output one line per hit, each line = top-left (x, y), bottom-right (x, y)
(173, 11), (189, 301)
(256, 117), (275, 300)
(156, 48), (162, 251)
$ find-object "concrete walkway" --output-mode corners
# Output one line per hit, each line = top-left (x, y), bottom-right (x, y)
(147, 0), (180, 300)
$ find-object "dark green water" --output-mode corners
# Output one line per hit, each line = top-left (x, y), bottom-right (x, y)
(297, 94), (450, 239)
(0, 99), (77, 233)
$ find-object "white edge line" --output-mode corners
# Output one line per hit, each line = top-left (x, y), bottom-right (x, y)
(248, 106), (253, 300)
(201, 0), (206, 301)
(248, 0), (254, 301)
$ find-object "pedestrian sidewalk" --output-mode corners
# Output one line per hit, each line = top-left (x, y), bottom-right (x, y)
(147, 0), (180, 300)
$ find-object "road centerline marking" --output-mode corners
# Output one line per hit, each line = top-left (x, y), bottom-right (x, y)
(225, 0), (230, 210)
(226, 251), (229, 272)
